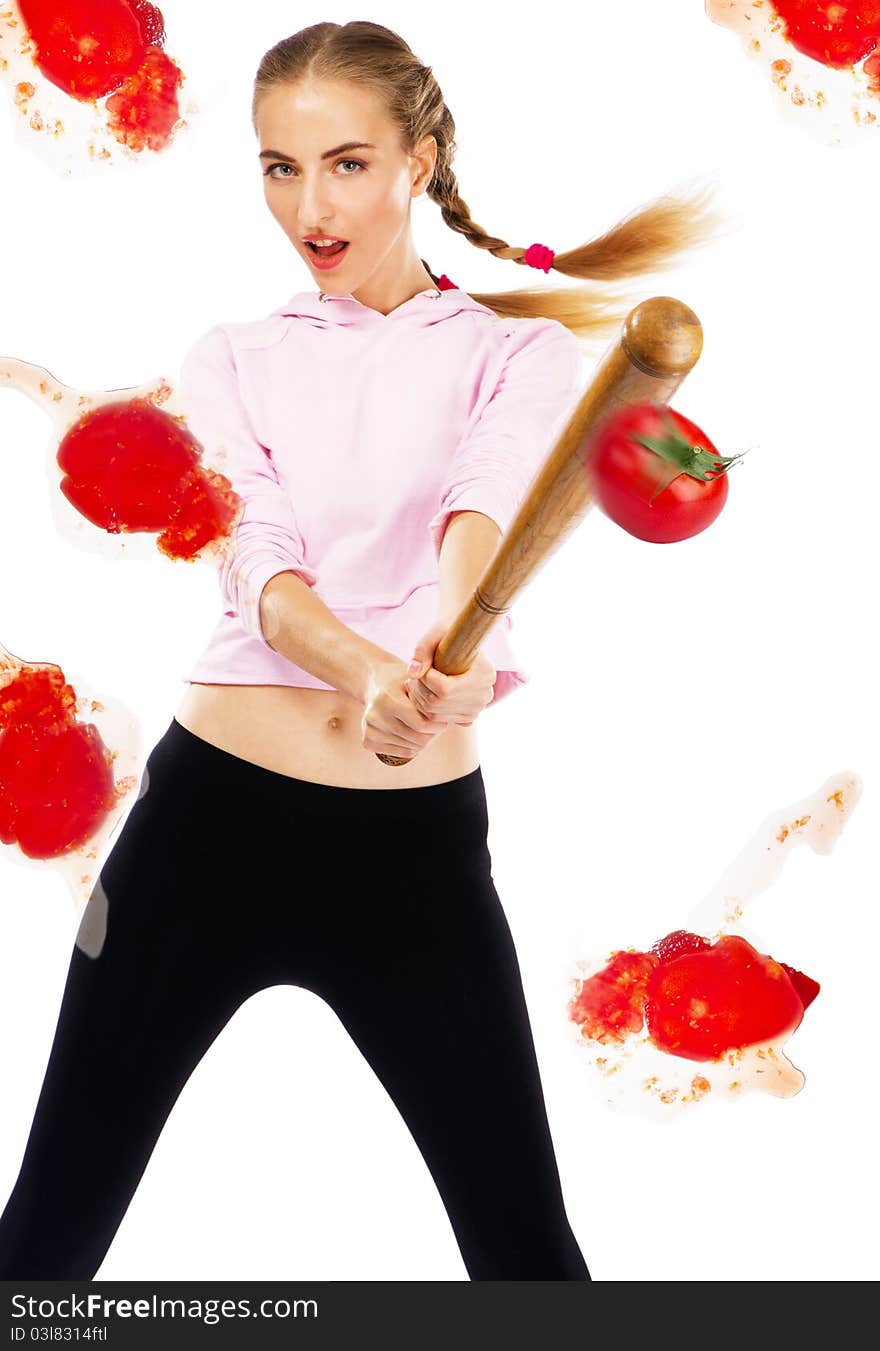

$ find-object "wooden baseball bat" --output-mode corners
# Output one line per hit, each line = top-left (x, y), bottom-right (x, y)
(376, 294), (703, 766)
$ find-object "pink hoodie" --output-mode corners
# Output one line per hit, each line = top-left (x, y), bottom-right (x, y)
(179, 285), (582, 705)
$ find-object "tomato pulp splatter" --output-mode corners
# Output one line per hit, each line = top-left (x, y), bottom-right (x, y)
(771, 1), (880, 68)
(568, 929), (819, 1062)
(104, 42), (181, 152)
(56, 398), (240, 560)
(17, 1), (182, 149)
(0, 663), (117, 859)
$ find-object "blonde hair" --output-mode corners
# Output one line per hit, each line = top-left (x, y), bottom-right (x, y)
(253, 20), (727, 343)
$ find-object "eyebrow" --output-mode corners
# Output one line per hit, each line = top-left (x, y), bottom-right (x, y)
(258, 141), (377, 164)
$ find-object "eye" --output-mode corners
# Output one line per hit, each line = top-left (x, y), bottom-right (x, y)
(262, 158), (366, 179)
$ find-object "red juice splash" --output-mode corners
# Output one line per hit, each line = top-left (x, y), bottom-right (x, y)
(55, 396), (240, 561)
(13, 0), (183, 152)
(0, 655), (120, 860)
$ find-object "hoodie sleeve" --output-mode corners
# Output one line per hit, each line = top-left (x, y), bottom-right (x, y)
(427, 319), (582, 559)
(178, 324), (318, 647)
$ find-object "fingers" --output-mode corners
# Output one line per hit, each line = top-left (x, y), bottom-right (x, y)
(416, 660), (495, 699)
(376, 693), (444, 755)
(407, 668), (493, 721)
(405, 676), (437, 714)
(413, 667), (448, 698)
(364, 713), (441, 759)
(407, 669), (457, 714)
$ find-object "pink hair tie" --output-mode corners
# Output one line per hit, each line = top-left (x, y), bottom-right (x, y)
(523, 242), (555, 272)
(435, 273), (458, 290)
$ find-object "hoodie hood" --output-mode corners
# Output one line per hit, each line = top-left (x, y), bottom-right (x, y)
(272, 286), (497, 330)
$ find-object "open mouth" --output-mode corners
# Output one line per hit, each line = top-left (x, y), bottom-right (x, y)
(306, 240), (349, 258)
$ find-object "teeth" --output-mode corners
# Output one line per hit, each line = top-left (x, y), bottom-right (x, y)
(308, 239), (345, 246)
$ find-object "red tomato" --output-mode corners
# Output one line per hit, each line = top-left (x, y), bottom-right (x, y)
(588, 403), (742, 544)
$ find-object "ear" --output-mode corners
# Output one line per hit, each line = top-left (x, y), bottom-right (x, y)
(411, 132), (437, 196)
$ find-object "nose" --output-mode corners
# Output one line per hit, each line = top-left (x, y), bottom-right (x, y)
(296, 177), (335, 237)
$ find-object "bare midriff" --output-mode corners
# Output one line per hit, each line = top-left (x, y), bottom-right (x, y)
(174, 682), (481, 788)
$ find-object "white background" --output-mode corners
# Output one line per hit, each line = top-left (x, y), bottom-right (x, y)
(1, 1), (878, 1281)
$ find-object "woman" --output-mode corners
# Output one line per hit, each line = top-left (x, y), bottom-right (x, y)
(0, 20), (719, 1280)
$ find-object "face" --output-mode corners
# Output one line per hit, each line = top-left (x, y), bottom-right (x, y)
(255, 78), (437, 305)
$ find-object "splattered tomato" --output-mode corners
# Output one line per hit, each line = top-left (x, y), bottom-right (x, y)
(56, 398), (239, 560)
(569, 929), (820, 1063)
(18, 0), (146, 99)
(644, 934), (806, 1061)
(771, 1), (880, 69)
(588, 403), (743, 543)
(567, 950), (659, 1045)
(0, 663), (117, 859)
(16, 1), (182, 152)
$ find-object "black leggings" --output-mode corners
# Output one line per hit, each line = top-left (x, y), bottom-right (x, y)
(0, 717), (589, 1281)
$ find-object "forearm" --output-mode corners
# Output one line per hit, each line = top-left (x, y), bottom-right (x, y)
(257, 510), (501, 699)
(258, 571), (393, 704)
(437, 510), (502, 623)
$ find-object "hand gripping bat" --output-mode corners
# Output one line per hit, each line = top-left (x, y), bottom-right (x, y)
(376, 294), (703, 766)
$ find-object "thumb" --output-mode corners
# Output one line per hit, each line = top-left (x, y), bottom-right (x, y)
(408, 634), (433, 676)
(408, 620), (446, 676)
